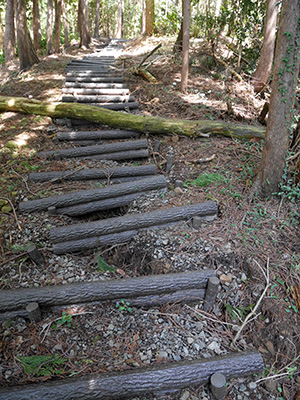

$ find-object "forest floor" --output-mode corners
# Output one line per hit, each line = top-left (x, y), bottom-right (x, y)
(0, 36), (300, 400)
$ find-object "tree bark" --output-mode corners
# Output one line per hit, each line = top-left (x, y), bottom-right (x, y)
(61, 0), (69, 47)
(251, 0), (279, 93)
(0, 96), (266, 140)
(181, 0), (190, 92)
(0, 270), (214, 312)
(54, 0), (62, 53)
(65, 82), (126, 88)
(55, 129), (139, 141)
(46, 0), (54, 55)
(66, 76), (124, 83)
(250, 0), (300, 197)
(15, 0), (39, 71)
(50, 202), (217, 244)
(19, 175), (166, 213)
(62, 88), (130, 95)
(32, 0), (39, 52)
(78, 0), (91, 48)
(145, 0), (155, 36)
(29, 164), (156, 182)
(4, 0), (15, 62)
(94, 0), (100, 38)
(0, 351), (263, 400)
(38, 138), (148, 159)
(61, 94), (135, 103)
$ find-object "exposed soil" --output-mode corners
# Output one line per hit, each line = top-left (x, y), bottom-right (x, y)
(0, 36), (300, 400)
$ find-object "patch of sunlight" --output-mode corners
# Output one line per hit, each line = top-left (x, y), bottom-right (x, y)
(14, 132), (34, 147)
(7, 98), (16, 107)
(0, 123), (4, 130)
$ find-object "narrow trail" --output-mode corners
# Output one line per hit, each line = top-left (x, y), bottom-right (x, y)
(0, 39), (265, 400)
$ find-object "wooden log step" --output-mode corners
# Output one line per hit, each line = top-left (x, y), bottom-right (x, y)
(29, 164), (157, 183)
(55, 129), (140, 141)
(64, 82), (127, 89)
(0, 351), (264, 400)
(66, 71), (112, 76)
(93, 102), (140, 111)
(55, 191), (155, 216)
(53, 230), (137, 254)
(38, 138), (148, 160)
(50, 201), (218, 245)
(70, 59), (114, 65)
(61, 94), (135, 103)
(0, 270), (214, 312)
(75, 148), (147, 160)
(65, 77), (124, 83)
(62, 88), (130, 95)
(19, 175), (166, 213)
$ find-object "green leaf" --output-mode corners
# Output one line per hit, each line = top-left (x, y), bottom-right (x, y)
(18, 355), (67, 377)
(97, 255), (115, 272)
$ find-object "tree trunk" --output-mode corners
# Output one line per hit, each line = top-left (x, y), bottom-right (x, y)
(61, 0), (70, 47)
(4, 0), (16, 62)
(78, 0), (91, 48)
(116, 0), (123, 38)
(46, 0), (54, 55)
(0, 95), (266, 139)
(250, 0), (300, 197)
(15, 0), (39, 71)
(251, 0), (279, 93)
(94, 0), (100, 38)
(173, 22), (183, 53)
(0, 12), (4, 51)
(145, 0), (155, 36)
(55, 129), (139, 141)
(32, 0), (39, 52)
(54, 0), (62, 53)
(181, 0), (190, 92)
(0, 351), (263, 400)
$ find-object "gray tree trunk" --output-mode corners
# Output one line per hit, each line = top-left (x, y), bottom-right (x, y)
(46, 0), (54, 55)
(4, 0), (15, 62)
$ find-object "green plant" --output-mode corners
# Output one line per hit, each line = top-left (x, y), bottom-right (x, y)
(96, 255), (115, 272)
(18, 355), (67, 377)
(190, 172), (225, 188)
(52, 311), (72, 329)
(116, 299), (132, 313)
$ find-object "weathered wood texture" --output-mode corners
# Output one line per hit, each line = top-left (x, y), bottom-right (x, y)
(19, 175), (166, 213)
(0, 96), (265, 139)
(66, 77), (124, 83)
(75, 148), (148, 160)
(29, 164), (157, 183)
(0, 270), (214, 312)
(50, 202), (218, 244)
(55, 191), (155, 216)
(65, 82), (127, 88)
(53, 230), (138, 254)
(93, 102), (140, 110)
(0, 351), (264, 400)
(55, 129), (140, 141)
(38, 139), (148, 159)
(62, 94), (135, 103)
(62, 88), (130, 95)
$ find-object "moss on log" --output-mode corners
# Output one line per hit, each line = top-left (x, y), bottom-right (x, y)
(0, 96), (265, 139)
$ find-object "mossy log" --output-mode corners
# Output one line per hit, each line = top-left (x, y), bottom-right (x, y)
(0, 96), (266, 139)
(0, 351), (263, 400)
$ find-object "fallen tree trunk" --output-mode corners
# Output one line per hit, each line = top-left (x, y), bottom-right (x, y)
(94, 102), (139, 110)
(38, 139), (148, 159)
(0, 270), (214, 312)
(29, 164), (157, 183)
(19, 175), (166, 213)
(0, 351), (263, 400)
(0, 96), (266, 139)
(50, 201), (218, 244)
(55, 129), (140, 141)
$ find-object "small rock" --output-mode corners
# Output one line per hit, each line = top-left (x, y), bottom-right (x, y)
(174, 187), (183, 195)
(187, 337), (194, 344)
(219, 274), (233, 284)
(207, 341), (222, 354)
(248, 382), (257, 390)
(179, 390), (190, 400)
